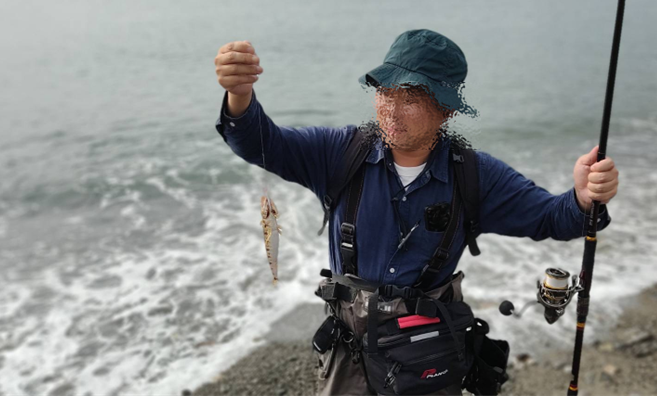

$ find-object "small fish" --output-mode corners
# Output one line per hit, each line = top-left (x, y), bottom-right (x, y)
(260, 195), (282, 284)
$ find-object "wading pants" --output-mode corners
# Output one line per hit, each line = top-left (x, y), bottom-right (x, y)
(314, 272), (466, 396)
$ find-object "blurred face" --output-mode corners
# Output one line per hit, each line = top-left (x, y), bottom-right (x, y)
(375, 84), (454, 151)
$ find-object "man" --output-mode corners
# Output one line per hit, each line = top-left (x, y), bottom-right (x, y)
(214, 29), (619, 395)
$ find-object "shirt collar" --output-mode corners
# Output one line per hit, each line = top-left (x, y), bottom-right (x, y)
(365, 134), (451, 183)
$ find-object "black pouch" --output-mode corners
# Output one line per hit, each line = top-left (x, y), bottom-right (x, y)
(312, 315), (346, 354)
(463, 318), (510, 395)
(362, 300), (475, 395)
(425, 202), (451, 232)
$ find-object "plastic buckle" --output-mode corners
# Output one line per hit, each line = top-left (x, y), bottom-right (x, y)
(340, 241), (354, 252)
(322, 195), (332, 211)
(340, 222), (355, 236)
(384, 362), (402, 388)
(400, 287), (416, 300)
(380, 285), (414, 300)
(452, 153), (464, 163)
(432, 247), (450, 261)
(341, 223), (356, 245)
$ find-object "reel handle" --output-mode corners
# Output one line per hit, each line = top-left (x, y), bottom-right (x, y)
(499, 300), (515, 316)
(499, 300), (539, 318)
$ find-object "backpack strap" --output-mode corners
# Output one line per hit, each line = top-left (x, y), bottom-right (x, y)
(413, 143), (482, 290)
(340, 165), (366, 275)
(413, 178), (462, 289)
(451, 144), (481, 256)
(317, 127), (371, 236)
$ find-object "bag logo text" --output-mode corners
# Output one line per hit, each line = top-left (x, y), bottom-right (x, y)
(420, 368), (449, 379)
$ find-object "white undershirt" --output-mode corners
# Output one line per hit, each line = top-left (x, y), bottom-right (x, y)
(394, 162), (427, 190)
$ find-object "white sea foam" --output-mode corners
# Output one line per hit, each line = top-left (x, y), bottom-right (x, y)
(0, 167), (330, 395)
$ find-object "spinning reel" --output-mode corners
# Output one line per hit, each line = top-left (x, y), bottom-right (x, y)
(499, 268), (584, 324)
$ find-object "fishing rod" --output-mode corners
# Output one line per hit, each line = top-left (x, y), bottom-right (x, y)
(567, 0), (625, 393)
(498, 1), (625, 394)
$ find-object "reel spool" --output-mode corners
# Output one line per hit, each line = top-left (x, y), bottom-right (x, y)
(500, 268), (583, 324)
(537, 268), (582, 324)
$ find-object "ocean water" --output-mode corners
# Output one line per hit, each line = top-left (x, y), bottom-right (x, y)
(1, 0), (656, 395)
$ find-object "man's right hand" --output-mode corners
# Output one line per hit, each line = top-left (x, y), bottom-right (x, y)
(215, 40), (262, 97)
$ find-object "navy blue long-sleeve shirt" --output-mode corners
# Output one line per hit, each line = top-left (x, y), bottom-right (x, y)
(215, 90), (611, 289)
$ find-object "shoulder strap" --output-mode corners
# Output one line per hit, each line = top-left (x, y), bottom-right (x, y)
(317, 127), (371, 236)
(413, 143), (482, 290)
(413, 179), (463, 290)
(340, 165), (366, 275)
(451, 144), (481, 256)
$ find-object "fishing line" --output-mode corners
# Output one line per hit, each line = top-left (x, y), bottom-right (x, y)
(257, 106), (269, 196)
(255, 96), (282, 285)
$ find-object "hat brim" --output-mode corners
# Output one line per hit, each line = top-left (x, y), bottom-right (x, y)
(358, 62), (478, 117)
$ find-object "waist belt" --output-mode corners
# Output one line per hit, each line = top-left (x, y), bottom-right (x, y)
(315, 269), (454, 318)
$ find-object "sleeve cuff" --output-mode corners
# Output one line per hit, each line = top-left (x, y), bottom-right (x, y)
(216, 90), (259, 140)
(569, 187), (611, 231)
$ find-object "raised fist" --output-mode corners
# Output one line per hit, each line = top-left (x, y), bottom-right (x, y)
(215, 40), (262, 97)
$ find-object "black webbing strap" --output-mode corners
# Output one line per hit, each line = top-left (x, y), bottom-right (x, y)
(431, 299), (466, 362)
(413, 179), (462, 290)
(378, 284), (423, 301)
(451, 145), (481, 256)
(318, 128), (371, 236)
(367, 287), (380, 356)
(340, 164), (366, 275)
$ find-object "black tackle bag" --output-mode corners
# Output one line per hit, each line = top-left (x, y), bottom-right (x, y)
(362, 300), (475, 395)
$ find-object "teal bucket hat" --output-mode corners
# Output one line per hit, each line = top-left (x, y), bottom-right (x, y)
(359, 29), (478, 117)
